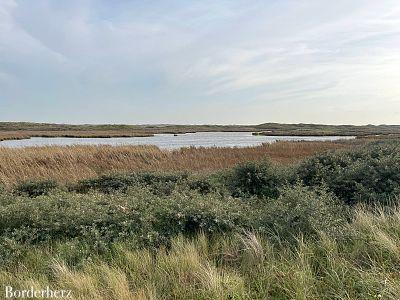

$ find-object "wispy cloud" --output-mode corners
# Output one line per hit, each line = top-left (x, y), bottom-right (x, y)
(0, 0), (399, 124)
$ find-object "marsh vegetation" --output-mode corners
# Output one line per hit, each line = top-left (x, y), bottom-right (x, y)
(0, 139), (399, 298)
(0, 141), (354, 187)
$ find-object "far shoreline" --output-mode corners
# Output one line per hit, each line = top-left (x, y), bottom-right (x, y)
(1, 121), (399, 142)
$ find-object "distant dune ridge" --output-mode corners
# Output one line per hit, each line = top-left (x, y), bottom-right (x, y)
(1, 122), (400, 141)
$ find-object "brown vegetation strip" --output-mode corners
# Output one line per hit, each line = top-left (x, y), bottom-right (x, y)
(0, 131), (154, 141)
(0, 141), (360, 187)
(2, 121), (400, 138)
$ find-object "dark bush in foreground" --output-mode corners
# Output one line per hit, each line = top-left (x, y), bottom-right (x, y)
(72, 174), (137, 194)
(14, 180), (58, 197)
(72, 172), (189, 195)
(297, 141), (400, 205)
(187, 176), (220, 195)
(135, 172), (188, 186)
(228, 160), (288, 198)
(138, 172), (188, 196)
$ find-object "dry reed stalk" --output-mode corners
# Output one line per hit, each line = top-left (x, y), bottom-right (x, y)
(0, 141), (357, 187)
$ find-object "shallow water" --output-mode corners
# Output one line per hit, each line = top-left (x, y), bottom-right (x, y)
(0, 132), (355, 150)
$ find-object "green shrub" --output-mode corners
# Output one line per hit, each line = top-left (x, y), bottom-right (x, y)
(256, 185), (347, 243)
(0, 188), (251, 249)
(135, 172), (189, 196)
(14, 180), (58, 197)
(228, 160), (288, 198)
(0, 190), (144, 246)
(297, 141), (400, 205)
(72, 172), (189, 195)
(149, 192), (250, 244)
(135, 172), (188, 186)
(187, 177), (218, 194)
(73, 174), (137, 194)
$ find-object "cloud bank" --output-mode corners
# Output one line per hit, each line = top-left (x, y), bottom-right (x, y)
(0, 0), (399, 124)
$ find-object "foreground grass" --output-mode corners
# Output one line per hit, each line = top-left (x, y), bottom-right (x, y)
(1, 205), (400, 299)
(0, 141), (354, 187)
(0, 140), (398, 299)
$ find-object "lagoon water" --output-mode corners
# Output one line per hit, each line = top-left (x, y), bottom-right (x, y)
(0, 132), (355, 150)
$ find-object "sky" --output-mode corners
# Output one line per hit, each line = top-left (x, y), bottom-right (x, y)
(0, 0), (399, 125)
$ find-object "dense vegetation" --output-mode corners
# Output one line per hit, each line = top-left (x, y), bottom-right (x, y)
(0, 140), (399, 299)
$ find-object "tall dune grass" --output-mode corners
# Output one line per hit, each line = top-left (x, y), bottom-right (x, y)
(0, 141), (351, 187)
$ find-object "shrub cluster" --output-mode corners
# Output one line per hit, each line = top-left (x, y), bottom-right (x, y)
(227, 160), (290, 198)
(226, 141), (400, 206)
(0, 183), (347, 262)
(72, 172), (196, 195)
(72, 174), (138, 194)
(226, 141), (400, 205)
(14, 180), (59, 197)
(0, 188), (250, 253)
(296, 141), (400, 205)
(256, 185), (347, 243)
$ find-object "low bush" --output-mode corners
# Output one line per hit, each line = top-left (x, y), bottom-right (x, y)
(149, 192), (250, 245)
(72, 174), (137, 194)
(14, 179), (59, 197)
(187, 176), (219, 195)
(0, 183), (347, 251)
(135, 172), (188, 186)
(0, 188), (251, 251)
(72, 172), (189, 195)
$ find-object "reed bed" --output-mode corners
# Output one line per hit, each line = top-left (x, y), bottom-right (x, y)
(0, 141), (353, 187)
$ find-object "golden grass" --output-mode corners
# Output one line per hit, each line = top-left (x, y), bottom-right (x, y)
(0, 141), (357, 187)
